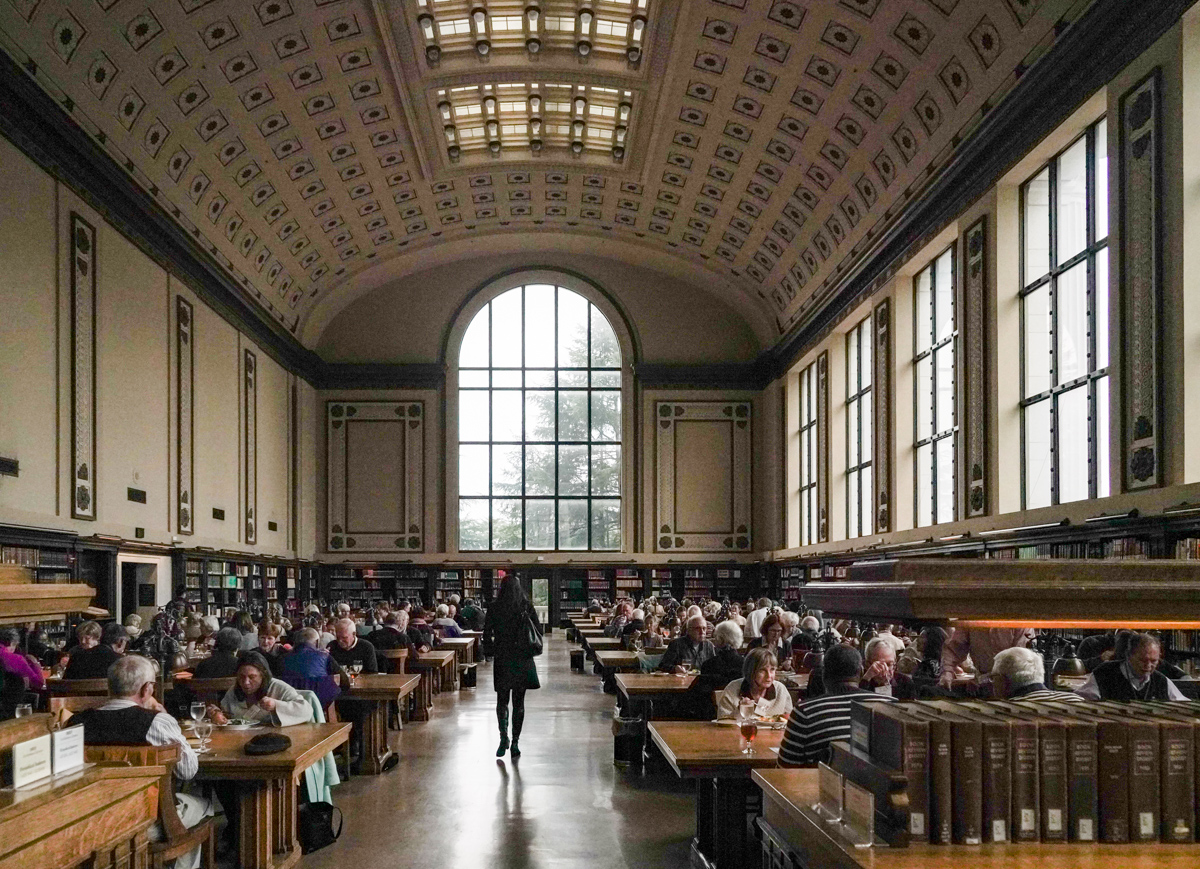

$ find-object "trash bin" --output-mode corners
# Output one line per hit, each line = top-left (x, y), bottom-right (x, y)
(570, 649), (585, 671)
(612, 706), (645, 768)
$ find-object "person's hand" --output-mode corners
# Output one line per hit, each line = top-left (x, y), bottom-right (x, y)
(207, 704), (227, 725)
(863, 660), (891, 686)
(258, 696), (277, 712)
(673, 665), (689, 675)
(24, 653), (40, 669)
(937, 669), (955, 689)
(145, 696), (168, 715)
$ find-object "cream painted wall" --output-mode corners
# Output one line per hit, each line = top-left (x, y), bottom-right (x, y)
(255, 353), (291, 550)
(190, 301), (240, 542)
(0, 137), (57, 521)
(314, 253), (765, 366)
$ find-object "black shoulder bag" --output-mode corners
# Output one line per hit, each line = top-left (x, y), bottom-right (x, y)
(297, 801), (343, 854)
(524, 606), (544, 658)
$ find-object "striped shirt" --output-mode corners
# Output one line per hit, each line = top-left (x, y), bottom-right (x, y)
(778, 690), (895, 767)
(1009, 687), (1086, 704)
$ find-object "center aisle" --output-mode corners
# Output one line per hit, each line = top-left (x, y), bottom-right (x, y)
(304, 633), (695, 869)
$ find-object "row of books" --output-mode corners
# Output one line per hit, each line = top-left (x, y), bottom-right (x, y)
(854, 699), (1200, 845)
(0, 546), (71, 568)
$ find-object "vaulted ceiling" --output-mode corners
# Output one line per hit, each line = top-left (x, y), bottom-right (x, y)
(0, 0), (1093, 351)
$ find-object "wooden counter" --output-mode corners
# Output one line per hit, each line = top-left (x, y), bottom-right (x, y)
(752, 768), (1200, 869)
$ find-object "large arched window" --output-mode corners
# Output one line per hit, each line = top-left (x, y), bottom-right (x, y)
(458, 283), (622, 551)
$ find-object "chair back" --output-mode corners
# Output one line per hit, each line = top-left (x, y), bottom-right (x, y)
(712, 691), (723, 716)
(49, 695), (109, 716)
(378, 648), (408, 674)
(47, 678), (110, 696)
(84, 743), (190, 841)
(185, 677), (236, 704)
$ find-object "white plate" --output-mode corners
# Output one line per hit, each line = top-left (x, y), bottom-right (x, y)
(222, 722), (261, 731)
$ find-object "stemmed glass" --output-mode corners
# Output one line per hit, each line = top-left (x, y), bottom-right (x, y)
(189, 701), (206, 728)
(194, 719), (213, 754)
(349, 662), (363, 685)
(737, 701), (758, 755)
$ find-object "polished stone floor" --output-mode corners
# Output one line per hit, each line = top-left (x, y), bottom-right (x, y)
(303, 634), (695, 869)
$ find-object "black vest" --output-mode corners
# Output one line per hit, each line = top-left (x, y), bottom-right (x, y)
(71, 705), (159, 745)
(1091, 660), (1172, 701)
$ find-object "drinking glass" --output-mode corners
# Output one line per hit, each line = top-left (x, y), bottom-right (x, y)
(14, 703), (32, 719)
(738, 702), (757, 754)
(189, 701), (206, 725)
(194, 719), (213, 754)
(349, 662), (363, 685)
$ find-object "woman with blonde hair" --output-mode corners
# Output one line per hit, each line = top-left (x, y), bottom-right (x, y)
(717, 647), (794, 720)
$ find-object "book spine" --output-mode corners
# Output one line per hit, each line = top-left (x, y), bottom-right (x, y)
(1097, 720), (1130, 843)
(1160, 720), (1194, 842)
(928, 718), (954, 845)
(1128, 719), (1160, 842)
(1037, 719), (1068, 842)
(1065, 720), (1099, 842)
(951, 719), (983, 845)
(903, 722), (931, 842)
(981, 719), (1012, 843)
(1011, 719), (1041, 842)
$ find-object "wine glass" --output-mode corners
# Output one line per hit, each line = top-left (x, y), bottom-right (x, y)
(349, 662), (363, 685)
(738, 701), (758, 754)
(14, 704), (32, 719)
(194, 719), (213, 754)
(189, 701), (206, 727)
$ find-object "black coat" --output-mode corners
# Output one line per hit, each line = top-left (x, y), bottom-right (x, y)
(483, 600), (541, 692)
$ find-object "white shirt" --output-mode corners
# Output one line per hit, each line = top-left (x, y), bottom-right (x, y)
(95, 699), (198, 780)
(745, 608), (768, 640)
(1076, 661), (1186, 701)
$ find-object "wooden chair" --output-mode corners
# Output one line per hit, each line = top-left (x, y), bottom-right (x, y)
(46, 678), (110, 697)
(84, 743), (215, 869)
(183, 677), (235, 705)
(48, 695), (109, 718)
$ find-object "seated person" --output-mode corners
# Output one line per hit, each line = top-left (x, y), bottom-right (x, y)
(1077, 631), (1185, 701)
(25, 628), (61, 669)
(0, 626), (45, 690)
(657, 616), (715, 674)
(748, 614), (793, 665)
(256, 623), (289, 677)
(407, 610), (435, 651)
(619, 610), (647, 650)
(70, 655), (211, 869)
(1077, 632), (1116, 673)
(991, 646), (1084, 702)
(717, 647), (794, 720)
(458, 598), (486, 631)
(191, 628), (242, 679)
(63, 621), (126, 680)
(327, 618), (379, 673)
(860, 636), (916, 699)
(279, 628), (344, 710)
(687, 621), (745, 719)
(429, 604), (464, 638)
(639, 614), (666, 650)
(366, 611), (419, 660)
(779, 645), (895, 767)
(604, 602), (633, 638)
(213, 650), (313, 725)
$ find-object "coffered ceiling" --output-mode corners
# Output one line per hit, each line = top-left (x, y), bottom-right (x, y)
(0, 0), (1094, 349)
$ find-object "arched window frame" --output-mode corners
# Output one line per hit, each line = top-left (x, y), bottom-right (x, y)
(443, 269), (637, 553)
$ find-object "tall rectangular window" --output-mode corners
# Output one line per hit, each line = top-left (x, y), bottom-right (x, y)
(845, 314), (873, 539)
(913, 247), (957, 526)
(1020, 118), (1109, 507)
(797, 361), (818, 546)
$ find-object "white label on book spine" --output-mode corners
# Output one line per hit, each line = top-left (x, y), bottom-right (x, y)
(992, 820), (1006, 842)
(1140, 812), (1155, 836)
(1078, 819), (1094, 841)
(12, 734), (52, 789)
(910, 813), (925, 835)
(52, 725), (85, 775)
(1020, 808), (1036, 831)
(1048, 809), (1063, 832)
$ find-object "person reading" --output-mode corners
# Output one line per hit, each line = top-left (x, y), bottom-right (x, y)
(63, 621), (126, 679)
(990, 646), (1084, 702)
(717, 647), (794, 720)
(1077, 631), (1185, 701)
(657, 616), (715, 674)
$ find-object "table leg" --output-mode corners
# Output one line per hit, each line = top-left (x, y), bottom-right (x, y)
(695, 778), (716, 867)
(238, 783), (274, 869)
(712, 777), (760, 869)
(360, 700), (391, 775)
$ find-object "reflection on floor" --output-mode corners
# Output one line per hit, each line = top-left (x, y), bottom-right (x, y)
(302, 634), (695, 869)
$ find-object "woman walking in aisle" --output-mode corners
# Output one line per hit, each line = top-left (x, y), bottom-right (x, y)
(483, 574), (542, 758)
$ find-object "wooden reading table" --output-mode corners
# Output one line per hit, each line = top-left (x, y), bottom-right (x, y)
(193, 722), (350, 869)
(593, 650), (642, 675)
(410, 650), (458, 696)
(614, 672), (696, 717)
(344, 673), (422, 774)
(377, 647), (408, 674)
(649, 720), (785, 869)
(752, 768), (1200, 869)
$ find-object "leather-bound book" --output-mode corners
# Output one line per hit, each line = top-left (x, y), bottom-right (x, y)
(901, 706), (953, 844)
(906, 706), (982, 844)
(869, 704), (931, 842)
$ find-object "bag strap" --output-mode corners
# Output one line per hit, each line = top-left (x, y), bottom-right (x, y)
(331, 805), (344, 841)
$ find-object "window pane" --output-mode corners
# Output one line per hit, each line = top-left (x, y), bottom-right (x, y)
(525, 391), (555, 441)
(1057, 385), (1089, 503)
(860, 319), (873, 387)
(557, 445), (588, 495)
(590, 307), (621, 367)
(936, 436), (955, 524)
(459, 370), (488, 387)
(558, 370), (587, 387)
(916, 443), (932, 528)
(934, 250), (954, 343)
(459, 305), (489, 368)
(861, 392), (873, 461)
(592, 370), (620, 387)
(526, 370), (555, 388)
(558, 499), (589, 549)
(525, 500), (555, 549)
(915, 355), (932, 442)
(1023, 285), (1051, 397)
(591, 391), (621, 441)
(846, 469), (859, 539)
(1056, 136), (1088, 264)
(525, 445), (555, 495)
(491, 290), (522, 367)
(492, 390), (522, 441)
(860, 464), (873, 537)
(915, 268), (932, 355)
(459, 499), (489, 550)
(1023, 168), (1050, 285)
(459, 391), (489, 441)
(1097, 375), (1110, 499)
(525, 284), (556, 367)
(492, 499), (523, 549)
(493, 370), (521, 388)
(492, 445), (522, 496)
(591, 499), (621, 550)
(591, 445), (621, 495)
(1056, 261), (1088, 384)
(1094, 119), (1108, 241)
(847, 399), (859, 467)
(459, 445), (489, 496)
(558, 288), (589, 368)
(935, 343), (955, 432)
(847, 328), (858, 393)
(558, 391), (588, 441)
(1024, 398), (1052, 509)
(1095, 247), (1109, 370)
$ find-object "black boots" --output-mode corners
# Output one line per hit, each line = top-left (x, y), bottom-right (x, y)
(510, 706), (524, 758)
(497, 708), (510, 757)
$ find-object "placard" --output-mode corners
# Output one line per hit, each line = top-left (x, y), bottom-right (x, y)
(12, 733), (53, 789)
(841, 779), (876, 848)
(814, 762), (844, 823)
(52, 725), (85, 775)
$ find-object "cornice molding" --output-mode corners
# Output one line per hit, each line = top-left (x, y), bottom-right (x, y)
(635, 363), (770, 391)
(315, 363), (445, 391)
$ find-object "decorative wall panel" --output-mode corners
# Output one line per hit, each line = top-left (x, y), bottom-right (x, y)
(242, 349), (257, 544)
(656, 401), (751, 552)
(872, 298), (893, 533)
(175, 296), (194, 534)
(962, 217), (989, 517)
(815, 352), (830, 544)
(69, 212), (96, 521)
(1119, 69), (1162, 491)
(327, 401), (424, 552)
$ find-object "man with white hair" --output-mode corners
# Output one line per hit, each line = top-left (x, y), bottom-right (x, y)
(657, 615), (715, 674)
(991, 646), (1085, 702)
(745, 597), (772, 640)
(860, 636), (916, 699)
(431, 603), (464, 637)
(1076, 632), (1185, 701)
(70, 655), (212, 868)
